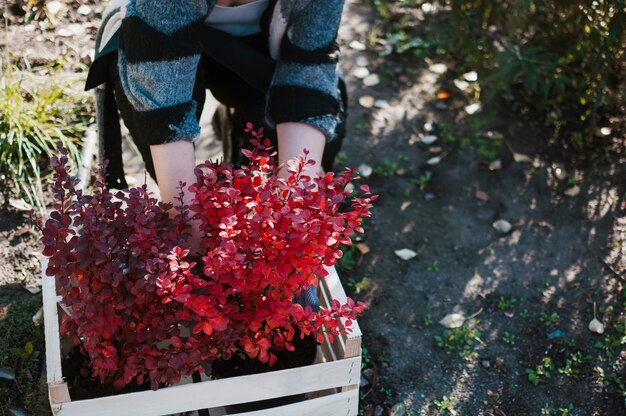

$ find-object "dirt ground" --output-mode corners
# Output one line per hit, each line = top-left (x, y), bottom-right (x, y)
(1, 1), (625, 415)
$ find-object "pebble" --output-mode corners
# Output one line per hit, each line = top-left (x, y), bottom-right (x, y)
(355, 56), (369, 67)
(464, 102), (481, 115)
(429, 63), (448, 74)
(463, 71), (478, 82)
(363, 73), (380, 87)
(349, 40), (367, 51)
(374, 99), (389, 109)
(374, 405), (385, 416)
(481, 360), (491, 368)
(492, 219), (512, 234)
(77, 5), (93, 15)
(360, 375), (370, 388)
(353, 67), (370, 79)
(46, 1), (64, 15)
(420, 135), (438, 145)
(359, 95), (375, 109)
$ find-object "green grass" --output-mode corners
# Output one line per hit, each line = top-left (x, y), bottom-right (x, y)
(0, 60), (92, 211)
(0, 298), (49, 414)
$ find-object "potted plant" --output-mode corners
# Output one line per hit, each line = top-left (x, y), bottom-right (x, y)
(37, 134), (375, 413)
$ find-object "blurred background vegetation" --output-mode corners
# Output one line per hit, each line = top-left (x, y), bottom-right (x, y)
(370, 0), (625, 155)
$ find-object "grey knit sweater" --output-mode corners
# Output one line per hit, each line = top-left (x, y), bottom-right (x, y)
(102, 0), (345, 144)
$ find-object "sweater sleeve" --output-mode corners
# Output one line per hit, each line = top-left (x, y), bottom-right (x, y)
(117, 0), (210, 145)
(266, 0), (345, 142)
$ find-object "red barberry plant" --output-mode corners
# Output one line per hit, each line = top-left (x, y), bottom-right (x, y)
(41, 132), (375, 391)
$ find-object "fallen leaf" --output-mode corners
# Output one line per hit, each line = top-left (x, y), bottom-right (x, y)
(353, 67), (370, 79)
(358, 95), (375, 108)
(463, 71), (478, 82)
(356, 243), (370, 255)
(513, 153), (532, 163)
(436, 91), (450, 100)
(439, 313), (465, 329)
(14, 226), (30, 237)
(349, 40), (367, 51)
(426, 156), (441, 165)
(464, 103), (481, 115)
(420, 135), (438, 145)
(564, 186), (580, 197)
(429, 63), (448, 74)
(475, 190), (489, 201)
(0, 304), (10, 321)
(358, 163), (373, 178)
(363, 74), (380, 87)
(394, 248), (417, 261)
(492, 219), (512, 234)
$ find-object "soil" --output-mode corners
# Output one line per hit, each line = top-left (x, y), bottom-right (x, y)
(1, 1), (625, 415)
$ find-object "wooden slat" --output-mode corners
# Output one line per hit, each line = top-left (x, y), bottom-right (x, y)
(54, 357), (360, 416)
(42, 258), (65, 384)
(320, 267), (362, 359)
(227, 389), (359, 416)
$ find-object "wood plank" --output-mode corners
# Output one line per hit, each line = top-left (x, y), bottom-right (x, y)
(42, 258), (65, 385)
(227, 389), (359, 416)
(55, 357), (360, 416)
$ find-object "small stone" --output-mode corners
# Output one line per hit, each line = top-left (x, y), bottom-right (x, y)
(488, 159), (502, 171)
(492, 219), (512, 234)
(363, 74), (380, 87)
(564, 186), (580, 197)
(358, 163), (373, 178)
(390, 403), (407, 416)
(599, 127), (612, 136)
(46, 1), (64, 15)
(350, 40), (367, 51)
(374, 405), (385, 416)
(439, 313), (466, 329)
(424, 192), (435, 201)
(424, 121), (435, 132)
(426, 156), (441, 165)
(421, 2), (434, 12)
(355, 56), (369, 67)
(77, 5), (92, 15)
(359, 95), (375, 108)
(463, 71), (478, 82)
(454, 79), (470, 91)
(420, 135), (438, 145)
(464, 103), (481, 115)
(429, 63), (448, 74)
(360, 375), (370, 388)
(394, 248), (417, 261)
(374, 99), (389, 109)
(481, 360), (491, 368)
(353, 67), (370, 79)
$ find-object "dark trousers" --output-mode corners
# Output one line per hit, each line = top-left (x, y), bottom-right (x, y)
(110, 33), (344, 181)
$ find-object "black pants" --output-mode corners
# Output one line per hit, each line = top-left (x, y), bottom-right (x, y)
(110, 33), (345, 181)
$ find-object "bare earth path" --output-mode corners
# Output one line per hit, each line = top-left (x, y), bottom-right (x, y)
(1, 1), (624, 415)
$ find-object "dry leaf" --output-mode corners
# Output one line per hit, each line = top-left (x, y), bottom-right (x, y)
(356, 243), (371, 255)
(492, 219), (512, 234)
(513, 153), (532, 163)
(394, 248), (417, 261)
(420, 135), (438, 145)
(363, 74), (380, 87)
(426, 156), (441, 165)
(358, 95), (375, 108)
(0, 304), (10, 321)
(564, 186), (580, 197)
(439, 313), (466, 328)
(475, 190), (489, 201)
(14, 226), (30, 237)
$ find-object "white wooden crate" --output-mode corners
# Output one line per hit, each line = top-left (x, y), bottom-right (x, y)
(42, 259), (362, 416)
